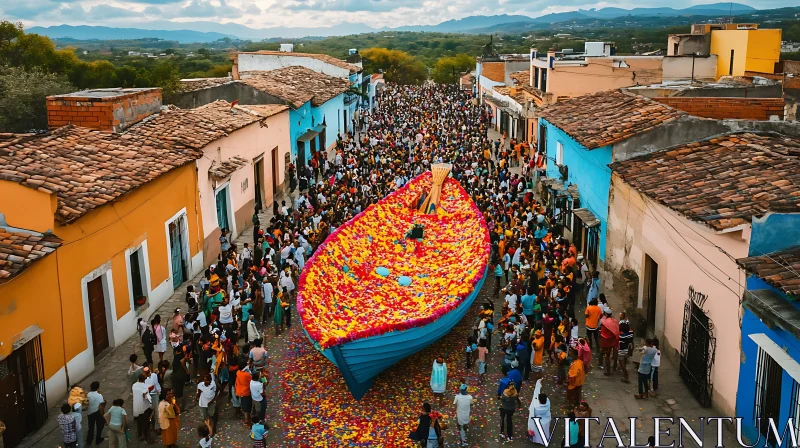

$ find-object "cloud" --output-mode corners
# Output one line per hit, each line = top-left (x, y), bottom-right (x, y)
(86, 4), (144, 19)
(2, 0), (61, 20)
(166, 0), (246, 18)
(286, 0), (422, 12)
(244, 3), (262, 14)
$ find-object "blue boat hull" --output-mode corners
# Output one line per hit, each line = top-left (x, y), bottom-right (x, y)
(307, 266), (488, 400)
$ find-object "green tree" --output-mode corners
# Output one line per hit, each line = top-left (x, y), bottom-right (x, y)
(148, 60), (181, 98)
(361, 48), (427, 85)
(0, 65), (75, 132)
(431, 53), (475, 84)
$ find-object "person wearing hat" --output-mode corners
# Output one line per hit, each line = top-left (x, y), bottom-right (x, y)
(453, 384), (473, 447)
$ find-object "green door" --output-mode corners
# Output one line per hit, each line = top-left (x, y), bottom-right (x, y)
(215, 187), (229, 232)
(170, 223), (184, 289)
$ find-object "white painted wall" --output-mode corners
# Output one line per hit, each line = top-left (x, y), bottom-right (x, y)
(238, 54), (350, 78)
(663, 55), (718, 81)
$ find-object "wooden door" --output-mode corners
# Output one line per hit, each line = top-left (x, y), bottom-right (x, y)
(271, 147), (278, 199)
(254, 158), (264, 212)
(87, 277), (109, 356)
(0, 336), (48, 448)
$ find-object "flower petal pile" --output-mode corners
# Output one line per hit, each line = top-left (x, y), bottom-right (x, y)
(297, 172), (491, 349)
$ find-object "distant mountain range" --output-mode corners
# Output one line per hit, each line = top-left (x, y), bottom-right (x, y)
(29, 3), (763, 43)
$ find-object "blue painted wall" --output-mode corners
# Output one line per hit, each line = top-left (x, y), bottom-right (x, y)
(288, 94), (346, 167)
(289, 101), (313, 164)
(749, 213), (800, 257)
(540, 118), (613, 261)
(313, 93), (345, 150)
(737, 304), (800, 446)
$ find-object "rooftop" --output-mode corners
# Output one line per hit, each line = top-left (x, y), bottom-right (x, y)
(234, 104), (290, 118)
(610, 132), (800, 231)
(738, 246), (800, 297)
(509, 70), (529, 86)
(239, 66), (351, 108)
(0, 224), (62, 284)
(178, 77), (235, 93)
(538, 90), (685, 149)
(0, 100), (262, 224)
(48, 87), (159, 101)
(237, 50), (361, 74)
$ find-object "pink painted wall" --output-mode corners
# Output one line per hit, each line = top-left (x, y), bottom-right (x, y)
(196, 110), (291, 262)
(606, 174), (749, 415)
(547, 57), (663, 99)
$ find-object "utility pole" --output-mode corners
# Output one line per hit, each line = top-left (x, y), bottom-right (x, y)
(691, 52), (696, 83)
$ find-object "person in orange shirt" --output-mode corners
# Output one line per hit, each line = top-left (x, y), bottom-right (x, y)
(234, 362), (252, 424)
(584, 299), (602, 350)
(531, 330), (545, 381)
(566, 348), (585, 405)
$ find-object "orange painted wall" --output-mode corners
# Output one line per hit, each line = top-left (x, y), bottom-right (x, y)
(52, 163), (202, 362)
(0, 255), (64, 379)
(0, 182), (56, 233)
(0, 163), (203, 383)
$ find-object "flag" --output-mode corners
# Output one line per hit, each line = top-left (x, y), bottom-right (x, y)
(231, 100), (239, 109)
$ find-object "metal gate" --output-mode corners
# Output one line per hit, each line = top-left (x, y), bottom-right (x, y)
(679, 286), (716, 407)
(0, 335), (48, 447)
(754, 347), (783, 444)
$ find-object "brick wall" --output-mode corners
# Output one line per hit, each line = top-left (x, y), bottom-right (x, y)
(652, 97), (785, 120)
(46, 88), (163, 132)
(482, 62), (505, 83)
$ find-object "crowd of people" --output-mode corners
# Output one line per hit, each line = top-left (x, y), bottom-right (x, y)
(54, 82), (659, 448)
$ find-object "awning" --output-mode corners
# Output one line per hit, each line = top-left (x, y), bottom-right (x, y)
(297, 128), (320, 142)
(744, 289), (800, 341)
(484, 95), (509, 108)
(209, 156), (248, 180)
(567, 184), (580, 200)
(573, 208), (601, 228)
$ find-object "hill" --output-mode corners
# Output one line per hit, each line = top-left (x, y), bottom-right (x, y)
(27, 25), (236, 43)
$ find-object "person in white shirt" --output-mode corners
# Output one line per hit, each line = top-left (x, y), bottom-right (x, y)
(651, 339), (661, 395)
(293, 241), (305, 271)
(503, 289), (518, 311)
(143, 365), (161, 429)
(85, 381), (105, 445)
(453, 384), (474, 447)
(131, 374), (153, 442)
(196, 375), (218, 437)
(218, 296), (234, 325)
(262, 278), (274, 322)
(249, 371), (266, 421)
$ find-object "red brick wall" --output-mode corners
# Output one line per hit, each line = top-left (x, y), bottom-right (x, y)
(46, 89), (163, 132)
(482, 62), (505, 83)
(652, 97), (785, 120)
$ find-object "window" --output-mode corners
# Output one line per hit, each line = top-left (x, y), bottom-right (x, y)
(541, 69), (548, 92)
(215, 186), (230, 232)
(729, 49), (735, 75)
(673, 43), (679, 55)
(533, 67), (539, 88)
(556, 141), (564, 166)
(129, 246), (148, 310)
(754, 347), (784, 443)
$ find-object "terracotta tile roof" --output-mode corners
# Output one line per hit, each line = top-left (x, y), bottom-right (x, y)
(178, 77), (234, 92)
(239, 67), (350, 108)
(493, 85), (511, 96)
(610, 132), (800, 231)
(538, 90), (685, 149)
(0, 100), (261, 224)
(737, 246), (800, 297)
(510, 70), (529, 86)
(209, 156), (248, 180)
(235, 104), (289, 118)
(0, 226), (62, 283)
(127, 100), (261, 150)
(237, 51), (361, 74)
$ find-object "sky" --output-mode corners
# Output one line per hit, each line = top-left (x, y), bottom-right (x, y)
(3, 0), (795, 31)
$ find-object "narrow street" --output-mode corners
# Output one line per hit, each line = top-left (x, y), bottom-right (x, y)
(19, 134), (733, 448)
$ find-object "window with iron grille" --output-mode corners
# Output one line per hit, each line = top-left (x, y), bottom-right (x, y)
(754, 347), (785, 443)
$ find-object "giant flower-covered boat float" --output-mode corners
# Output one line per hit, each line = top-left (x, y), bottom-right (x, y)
(297, 164), (491, 399)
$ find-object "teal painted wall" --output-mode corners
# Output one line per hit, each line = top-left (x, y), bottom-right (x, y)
(541, 118), (613, 261)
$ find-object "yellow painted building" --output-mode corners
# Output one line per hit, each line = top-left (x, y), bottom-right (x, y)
(710, 28), (782, 79)
(0, 88), (211, 446)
